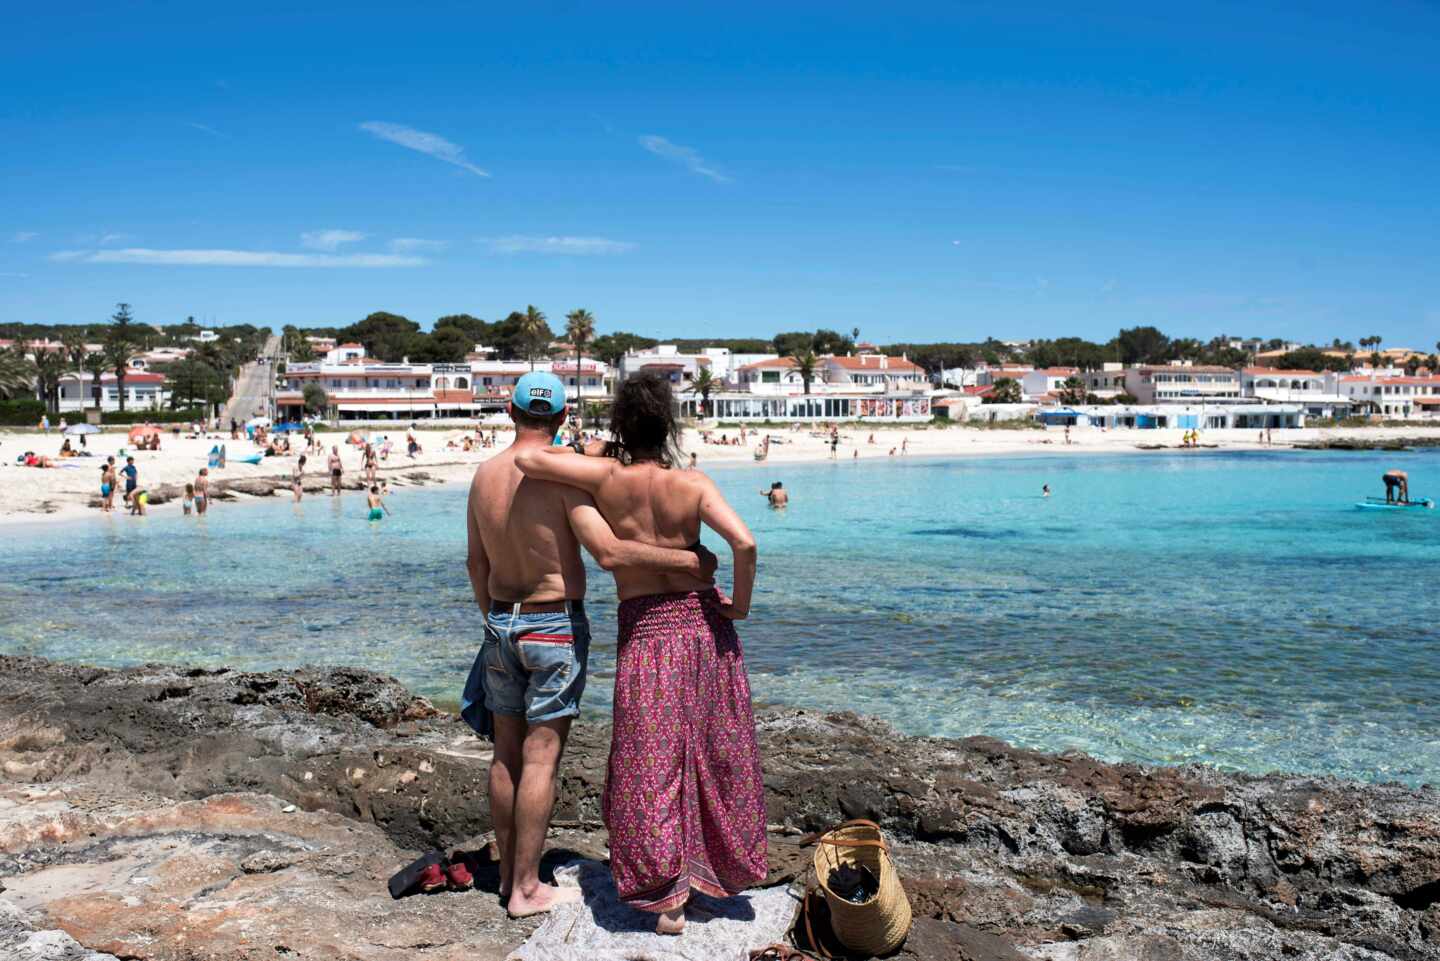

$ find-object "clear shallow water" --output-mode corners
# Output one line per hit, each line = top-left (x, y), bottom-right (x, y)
(3, 450), (1438, 785)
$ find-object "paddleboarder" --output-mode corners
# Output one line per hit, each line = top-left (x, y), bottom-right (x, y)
(1383, 469), (1410, 505)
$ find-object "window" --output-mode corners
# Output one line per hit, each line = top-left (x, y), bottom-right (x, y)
(762, 371), (780, 384)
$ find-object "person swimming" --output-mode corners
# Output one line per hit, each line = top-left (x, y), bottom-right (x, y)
(761, 481), (788, 508)
(1042, 484), (1051, 497)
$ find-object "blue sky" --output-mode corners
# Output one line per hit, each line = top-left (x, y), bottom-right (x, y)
(2, 2), (1437, 346)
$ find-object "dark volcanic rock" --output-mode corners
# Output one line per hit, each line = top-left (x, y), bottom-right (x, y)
(2, 656), (1439, 959)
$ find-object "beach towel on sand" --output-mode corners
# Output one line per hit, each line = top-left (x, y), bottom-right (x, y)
(507, 860), (798, 961)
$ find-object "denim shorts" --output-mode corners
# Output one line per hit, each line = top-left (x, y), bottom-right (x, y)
(464, 602), (590, 724)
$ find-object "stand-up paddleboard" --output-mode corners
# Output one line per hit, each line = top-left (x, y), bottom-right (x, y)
(1355, 497), (1434, 511)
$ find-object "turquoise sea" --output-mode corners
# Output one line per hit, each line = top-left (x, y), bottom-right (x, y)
(2, 449), (1438, 785)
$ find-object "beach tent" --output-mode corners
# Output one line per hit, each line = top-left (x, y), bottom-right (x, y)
(63, 423), (102, 436)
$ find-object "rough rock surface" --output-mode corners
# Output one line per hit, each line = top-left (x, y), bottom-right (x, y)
(2, 655), (1439, 960)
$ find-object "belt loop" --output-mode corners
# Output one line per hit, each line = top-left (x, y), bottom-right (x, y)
(564, 600), (573, 618)
(511, 601), (521, 620)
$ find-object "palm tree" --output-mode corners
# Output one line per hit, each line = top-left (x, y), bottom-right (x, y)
(0, 348), (36, 400)
(82, 352), (108, 410)
(32, 350), (68, 414)
(686, 367), (717, 417)
(794, 350), (821, 395)
(103, 336), (136, 412)
(60, 330), (89, 415)
(519, 305), (549, 370)
(564, 308), (596, 427)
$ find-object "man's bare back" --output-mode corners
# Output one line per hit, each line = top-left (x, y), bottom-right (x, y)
(469, 448), (588, 603)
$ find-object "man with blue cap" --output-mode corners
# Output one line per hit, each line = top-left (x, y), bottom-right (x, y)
(461, 370), (717, 919)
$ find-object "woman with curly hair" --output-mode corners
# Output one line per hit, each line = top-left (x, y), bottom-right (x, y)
(515, 373), (765, 935)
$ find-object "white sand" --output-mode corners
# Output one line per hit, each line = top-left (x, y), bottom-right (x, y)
(3, 422), (1437, 528)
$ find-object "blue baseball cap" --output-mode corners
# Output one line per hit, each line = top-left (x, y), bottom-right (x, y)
(511, 371), (567, 416)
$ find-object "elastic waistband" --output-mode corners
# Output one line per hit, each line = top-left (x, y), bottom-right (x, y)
(490, 599), (585, 616)
(617, 588), (719, 613)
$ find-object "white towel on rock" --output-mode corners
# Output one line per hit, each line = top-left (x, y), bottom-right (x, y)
(507, 860), (800, 961)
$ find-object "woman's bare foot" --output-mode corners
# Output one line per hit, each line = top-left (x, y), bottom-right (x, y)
(656, 905), (686, 935)
(506, 883), (582, 919)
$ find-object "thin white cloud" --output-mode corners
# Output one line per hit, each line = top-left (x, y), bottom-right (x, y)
(0, 272), (29, 278)
(51, 247), (425, 268)
(98, 232), (134, 246)
(638, 135), (730, 183)
(301, 229), (367, 251)
(189, 122), (230, 139)
(359, 121), (490, 177)
(10, 231), (38, 243)
(484, 235), (637, 256)
(389, 237), (448, 253)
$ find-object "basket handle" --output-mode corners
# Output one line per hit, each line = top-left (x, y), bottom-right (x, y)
(815, 819), (889, 851)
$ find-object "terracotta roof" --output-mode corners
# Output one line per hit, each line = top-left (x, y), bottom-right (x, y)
(336, 342), (363, 349)
(1134, 365), (1236, 374)
(1342, 375), (1440, 385)
(738, 357), (798, 372)
(826, 354), (923, 373)
(1031, 367), (1079, 377)
(962, 385), (994, 396)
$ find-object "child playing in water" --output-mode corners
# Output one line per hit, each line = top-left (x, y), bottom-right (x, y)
(366, 485), (389, 521)
(183, 483), (194, 515)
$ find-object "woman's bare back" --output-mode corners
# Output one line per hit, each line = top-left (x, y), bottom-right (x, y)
(594, 462), (707, 600)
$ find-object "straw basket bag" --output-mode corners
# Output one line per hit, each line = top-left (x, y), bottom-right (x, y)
(810, 819), (912, 956)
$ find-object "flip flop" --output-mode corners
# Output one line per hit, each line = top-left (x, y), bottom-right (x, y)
(387, 850), (444, 899)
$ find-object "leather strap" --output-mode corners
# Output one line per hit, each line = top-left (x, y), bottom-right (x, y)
(490, 599), (585, 615)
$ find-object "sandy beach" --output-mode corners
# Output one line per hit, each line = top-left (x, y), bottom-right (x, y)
(3, 421), (1439, 527)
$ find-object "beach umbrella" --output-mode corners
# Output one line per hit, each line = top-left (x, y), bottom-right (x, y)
(127, 425), (161, 441)
(63, 423), (102, 436)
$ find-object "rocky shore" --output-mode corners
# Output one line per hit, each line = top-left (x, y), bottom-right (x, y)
(3, 656), (1439, 960)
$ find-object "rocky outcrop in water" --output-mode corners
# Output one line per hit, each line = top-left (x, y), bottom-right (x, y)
(2, 655), (1438, 960)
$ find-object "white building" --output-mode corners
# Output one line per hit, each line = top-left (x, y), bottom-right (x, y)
(1122, 364), (1242, 404)
(1038, 403), (1306, 430)
(1240, 367), (1355, 419)
(1020, 367), (1079, 401)
(1339, 374), (1440, 419)
(54, 371), (172, 412)
(685, 350), (934, 422)
(276, 344), (613, 422)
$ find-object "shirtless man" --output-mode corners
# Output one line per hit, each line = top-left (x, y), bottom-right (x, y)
(762, 480), (788, 508)
(1384, 469), (1410, 504)
(328, 446), (343, 496)
(464, 372), (716, 919)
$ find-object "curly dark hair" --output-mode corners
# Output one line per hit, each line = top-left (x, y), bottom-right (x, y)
(606, 373), (682, 467)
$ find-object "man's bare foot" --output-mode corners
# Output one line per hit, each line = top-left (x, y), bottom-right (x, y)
(506, 883), (581, 919)
(656, 905), (686, 935)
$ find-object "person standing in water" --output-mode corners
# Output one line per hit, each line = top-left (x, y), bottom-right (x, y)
(292, 455), (307, 503)
(761, 481), (788, 508)
(328, 446), (343, 496)
(516, 373), (766, 936)
(367, 485), (389, 520)
(194, 468), (210, 515)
